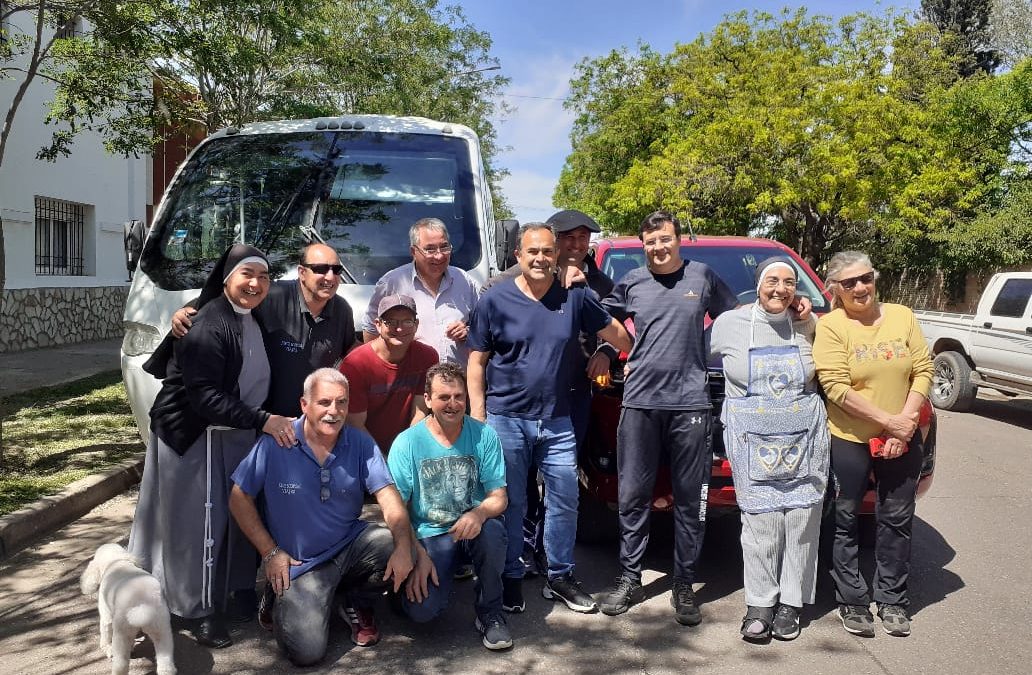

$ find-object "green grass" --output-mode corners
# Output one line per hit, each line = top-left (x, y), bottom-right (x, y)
(0, 371), (143, 516)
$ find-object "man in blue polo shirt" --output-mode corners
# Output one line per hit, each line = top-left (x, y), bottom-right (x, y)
(230, 368), (416, 666)
(467, 222), (633, 615)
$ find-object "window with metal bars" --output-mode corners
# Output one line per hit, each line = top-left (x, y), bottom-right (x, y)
(35, 196), (86, 275)
(55, 14), (82, 40)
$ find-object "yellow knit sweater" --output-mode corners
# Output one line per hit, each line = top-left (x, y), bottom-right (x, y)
(813, 303), (933, 443)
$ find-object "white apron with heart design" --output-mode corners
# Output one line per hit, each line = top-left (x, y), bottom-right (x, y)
(721, 305), (830, 513)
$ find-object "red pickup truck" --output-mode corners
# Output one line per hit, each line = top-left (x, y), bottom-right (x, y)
(577, 235), (937, 541)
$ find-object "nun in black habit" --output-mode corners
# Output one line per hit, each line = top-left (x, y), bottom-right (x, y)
(129, 244), (295, 648)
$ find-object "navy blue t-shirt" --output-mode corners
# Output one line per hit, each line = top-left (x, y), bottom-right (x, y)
(604, 261), (737, 410)
(468, 277), (611, 419)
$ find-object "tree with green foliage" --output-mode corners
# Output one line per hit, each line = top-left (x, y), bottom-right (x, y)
(920, 0), (1000, 76)
(991, 0), (1032, 69)
(1, 0), (512, 293)
(556, 9), (1032, 274)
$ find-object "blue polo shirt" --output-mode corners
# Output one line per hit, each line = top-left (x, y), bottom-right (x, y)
(232, 418), (394, 579)
(467, 277), (611, 419)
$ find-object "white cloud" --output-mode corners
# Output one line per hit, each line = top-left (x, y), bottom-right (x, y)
(501, 168), (560, 224)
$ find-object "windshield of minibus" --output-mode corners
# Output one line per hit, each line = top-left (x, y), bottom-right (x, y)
(598, 244), (830, 312)
(139, 130), (480, 290)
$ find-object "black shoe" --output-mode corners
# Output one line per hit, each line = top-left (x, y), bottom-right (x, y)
(521, 544), (542, 578)
(839, 604), (876, 637)
(454, 563), (475, 581)
(671, 580), (701, 626)
(598, 575), (642, 616)
(740, 605), (773, 642)
(257, 584), (275, 631)
(542, 574), (598, 613)
(502, 577), (525, 614)
(771, 604), (801, 640)
(191, 613), (232, 649)
(227, 589), (257, 624)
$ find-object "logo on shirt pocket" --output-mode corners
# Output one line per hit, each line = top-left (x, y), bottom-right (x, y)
(280, 339), (303, 354)
(683, 290), (699, 300)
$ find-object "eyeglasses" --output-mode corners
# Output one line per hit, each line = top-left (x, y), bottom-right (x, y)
(761, 277), (797, 289)
(377, 318), (417, 330)
(834, 271), (875, 291)
(414, 244), (452, 256)
(301, 263), (345, 276)
(319, 468), (331, 502)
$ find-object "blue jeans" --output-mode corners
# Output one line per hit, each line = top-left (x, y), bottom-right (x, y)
(487, 413), (579, 580)
(402, 518), (506, 622)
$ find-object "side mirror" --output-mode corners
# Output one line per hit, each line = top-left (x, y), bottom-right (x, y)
(123, 219), (146, 280)
(495, 218), (519, 271)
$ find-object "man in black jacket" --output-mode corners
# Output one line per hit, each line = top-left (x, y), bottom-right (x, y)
(173, 243), (357, 426)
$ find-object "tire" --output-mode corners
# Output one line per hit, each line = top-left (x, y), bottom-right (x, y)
(930, 351), (977, 412)
(576, 485), (620, 544)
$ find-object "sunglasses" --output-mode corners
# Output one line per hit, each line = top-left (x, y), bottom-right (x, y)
(835, 271), (875, 290)
(301, 263), (345, 276)
(319, 468), (331, 502)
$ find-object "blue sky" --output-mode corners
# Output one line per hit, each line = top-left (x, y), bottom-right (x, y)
(454, 0), (920, 224)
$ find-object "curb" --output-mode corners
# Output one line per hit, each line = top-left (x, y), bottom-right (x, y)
(0, 454), (144, 562)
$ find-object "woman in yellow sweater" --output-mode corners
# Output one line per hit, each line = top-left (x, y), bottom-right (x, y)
(813, 251), (933, 639)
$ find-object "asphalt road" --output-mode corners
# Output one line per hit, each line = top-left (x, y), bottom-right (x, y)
(1, 394), (1030, 675)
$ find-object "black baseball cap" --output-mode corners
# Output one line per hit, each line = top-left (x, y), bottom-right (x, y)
(546, 209), (601, 234)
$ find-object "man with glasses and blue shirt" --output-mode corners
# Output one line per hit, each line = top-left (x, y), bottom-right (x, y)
(363, 218), (480, 365)
(341, 294), (439, 455)
(230, 368), (417, 666)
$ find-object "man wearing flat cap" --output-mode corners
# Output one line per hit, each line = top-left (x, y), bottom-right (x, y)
(340, 293), (439, 454)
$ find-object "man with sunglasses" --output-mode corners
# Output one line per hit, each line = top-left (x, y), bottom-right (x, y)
(172, 242), (357, 422)
(362, 218), (480, 365)
(230, 368), (417, 665)
(341, 294), (439, 454)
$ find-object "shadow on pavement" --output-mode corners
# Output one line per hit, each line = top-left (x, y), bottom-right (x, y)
(963, 396), (1032, 431)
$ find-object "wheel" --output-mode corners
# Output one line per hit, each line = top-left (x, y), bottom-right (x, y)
(930, 351), (977, 411)
(576, 485), (620, 544)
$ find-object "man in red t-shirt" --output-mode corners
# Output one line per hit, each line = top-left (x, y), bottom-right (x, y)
(340, 294), (439, 453)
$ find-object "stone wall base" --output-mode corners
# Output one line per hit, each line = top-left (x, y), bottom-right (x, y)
(0, 286), (127, 353)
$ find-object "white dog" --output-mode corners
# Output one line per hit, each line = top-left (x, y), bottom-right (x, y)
(80, 543), (176, 675)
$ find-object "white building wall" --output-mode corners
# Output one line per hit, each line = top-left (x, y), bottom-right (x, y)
(0, 11), (150, 350)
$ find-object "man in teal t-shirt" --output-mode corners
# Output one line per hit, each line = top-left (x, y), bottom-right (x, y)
(387, 363), (511, 650)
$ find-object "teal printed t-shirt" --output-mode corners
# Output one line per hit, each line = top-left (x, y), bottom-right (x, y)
(387, 417), (506, 540)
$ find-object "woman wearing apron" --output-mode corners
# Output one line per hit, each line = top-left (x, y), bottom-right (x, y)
(709, 256), (829, 642)
(130, 244), (296, 648)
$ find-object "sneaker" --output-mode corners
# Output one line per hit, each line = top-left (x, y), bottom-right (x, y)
(838, 604), (876, 637)
(670, 580), (701, 626)
(542, 574), (598, 613)
(339, 605), (380, 647)
(502, 577), (525, 614)
(257, 585), (275, 631)
(771, 604), (801, 641)
(475, 614), (514, 650)
(454, 563), (475, 581)
(598, 575), (643, 616)
(521, 543), (542, 578)
(877, 603), (911, 637)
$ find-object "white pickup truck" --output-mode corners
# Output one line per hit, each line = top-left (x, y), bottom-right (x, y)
(915, 272), (1032, 411)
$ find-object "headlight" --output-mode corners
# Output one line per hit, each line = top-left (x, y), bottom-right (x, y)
(122, 322), (163, 357)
